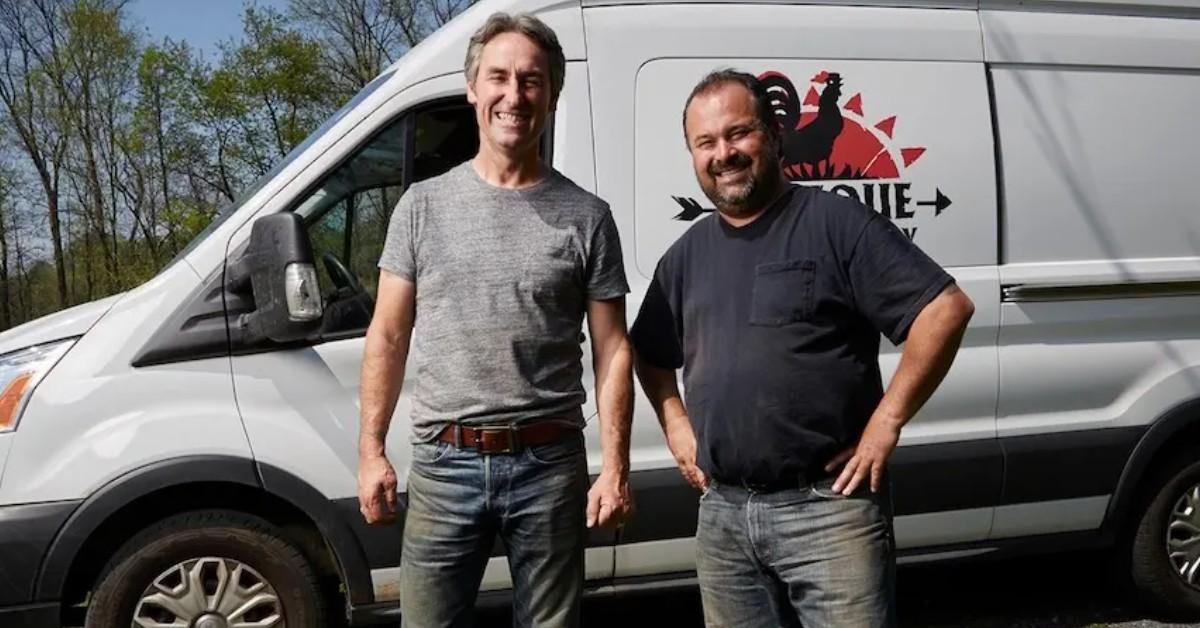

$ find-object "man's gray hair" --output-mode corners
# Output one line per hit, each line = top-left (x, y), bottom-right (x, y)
(464, 12), (566, 101)
(682, 69), (781, 152)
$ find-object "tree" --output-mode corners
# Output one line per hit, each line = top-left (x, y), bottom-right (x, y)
(53, 0), (136, 293)
(190, 5), (333, 211)
(290, 0), (403, 99)
(0, 162), (15, 330)
(133, 38), (204, 260)
(289, 0), (477, 101)
(0, 0), (474, 329)
(0, 0), (71, 309)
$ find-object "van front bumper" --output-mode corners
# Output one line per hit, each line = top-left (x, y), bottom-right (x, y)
(0, 602), (59, 627)
(0, 499), (80, 622)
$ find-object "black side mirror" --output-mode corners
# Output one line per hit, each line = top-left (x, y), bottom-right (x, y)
(228, 213), (323, 345)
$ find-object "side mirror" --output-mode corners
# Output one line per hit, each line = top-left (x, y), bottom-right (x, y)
(228, 213), (323, 345)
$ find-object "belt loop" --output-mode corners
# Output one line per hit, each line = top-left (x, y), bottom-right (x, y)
(453, 423), (462, 449)
(507, 421), (521, 451)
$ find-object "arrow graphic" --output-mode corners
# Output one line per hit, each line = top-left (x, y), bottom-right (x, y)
(672, 196), (715, 221)
(916, 188), (952, 216)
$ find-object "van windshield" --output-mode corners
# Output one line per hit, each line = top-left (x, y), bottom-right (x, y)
(165, 70), (397, 271)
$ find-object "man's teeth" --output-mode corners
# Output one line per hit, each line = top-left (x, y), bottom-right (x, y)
(497, 112), (526, 122)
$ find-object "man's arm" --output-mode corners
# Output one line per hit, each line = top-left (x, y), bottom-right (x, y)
(634, 359), (707, 491)
(357, 271), (417, 524)
(827, 283), (975, 494)
(585, 297), (635, 528)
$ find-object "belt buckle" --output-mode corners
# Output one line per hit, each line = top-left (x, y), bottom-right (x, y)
(478, 424), (521, 454)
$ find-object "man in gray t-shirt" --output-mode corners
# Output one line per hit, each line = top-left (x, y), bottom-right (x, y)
(357, 11), (634, 628)
(377, 161), (629, 441)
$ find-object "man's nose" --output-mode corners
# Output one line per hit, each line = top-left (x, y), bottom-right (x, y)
(503, 76), (522, 103)
(717, 139), (739, 162)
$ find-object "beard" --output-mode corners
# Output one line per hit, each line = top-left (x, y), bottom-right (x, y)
(699, 149), (784, 219)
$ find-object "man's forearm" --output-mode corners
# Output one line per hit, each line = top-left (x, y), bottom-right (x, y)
(359, 326), (410, 458)
(594, 336), (633, 474)
(874, 286), (974, 428)
(634, 358), (689, 435)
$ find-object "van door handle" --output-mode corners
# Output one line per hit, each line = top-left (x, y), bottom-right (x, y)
(1002, 280), (1200, 303)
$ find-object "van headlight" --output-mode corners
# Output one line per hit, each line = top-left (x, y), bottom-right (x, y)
(0, 338), (75, 431)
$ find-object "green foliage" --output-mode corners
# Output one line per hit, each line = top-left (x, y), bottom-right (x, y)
(0, 0), (477, 332)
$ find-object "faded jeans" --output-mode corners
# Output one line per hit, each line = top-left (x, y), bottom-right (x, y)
(696, 477), (897, 628)
(399, 431), (588, 628)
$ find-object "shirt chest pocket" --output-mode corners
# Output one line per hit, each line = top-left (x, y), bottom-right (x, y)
(749, 258), (816, 326)
(521, 235), (581, 296)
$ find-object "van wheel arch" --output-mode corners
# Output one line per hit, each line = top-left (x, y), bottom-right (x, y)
(1107, 399), (1200, 538)
(40, 456), (373, 626)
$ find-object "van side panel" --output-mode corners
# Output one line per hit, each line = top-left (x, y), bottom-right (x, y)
(584, 3), (1000, 570)
(986, 9), (1200, 535)
(0, 262), (252, 506)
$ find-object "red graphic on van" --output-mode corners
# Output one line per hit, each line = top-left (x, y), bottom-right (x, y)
(672, 70), (952, 241)
(761, 70), (925, 181)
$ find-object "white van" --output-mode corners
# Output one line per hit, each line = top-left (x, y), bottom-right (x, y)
(2, 0), (1199, 625)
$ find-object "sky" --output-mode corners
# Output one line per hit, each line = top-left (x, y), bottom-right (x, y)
(126, 0), (290, 63)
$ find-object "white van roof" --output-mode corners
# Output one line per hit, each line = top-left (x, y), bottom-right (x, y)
(383, 0), (1198, 83)
(575, 0), (1199, 18)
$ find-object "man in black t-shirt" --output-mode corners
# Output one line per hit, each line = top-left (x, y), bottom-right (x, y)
(631, 70), (975, 627)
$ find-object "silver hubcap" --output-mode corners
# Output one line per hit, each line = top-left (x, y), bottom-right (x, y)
(1168, 482), (1200, 591)
(132, 557), (283, 628)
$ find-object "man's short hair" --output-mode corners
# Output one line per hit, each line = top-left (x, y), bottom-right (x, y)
(464, 12), (566, 101)
(682, 69), (781, 152)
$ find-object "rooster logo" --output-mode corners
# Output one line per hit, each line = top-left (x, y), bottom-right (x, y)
(760, 70), (927, 181)
(672, 69), (952, 230)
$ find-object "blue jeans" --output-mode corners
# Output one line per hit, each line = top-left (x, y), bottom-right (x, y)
(696, 477), (897, 628)
(399, 430), (588, 628)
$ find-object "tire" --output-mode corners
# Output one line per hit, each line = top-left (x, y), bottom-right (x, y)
(85, 509), (327, 628)
(1129, 454), (1200, 621)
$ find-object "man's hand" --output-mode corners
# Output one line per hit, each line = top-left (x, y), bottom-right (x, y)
(358, 454), (398, 525)
(825, 415), (901, 495)
(665, 419), (708, 491)
(824, 284), (973, 496)
(587, 469), (634, 528)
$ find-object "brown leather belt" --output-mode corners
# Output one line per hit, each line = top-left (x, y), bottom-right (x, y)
(436, 422), (578, 454)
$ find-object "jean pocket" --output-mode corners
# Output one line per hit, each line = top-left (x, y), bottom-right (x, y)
(411, 440), (453, 465)
(699, 482), (715, 502)
(809, 485), (848, 500)
(526, 433), (584, 466)
(809, 477), (871, 501)
(748, 259), (815, 327)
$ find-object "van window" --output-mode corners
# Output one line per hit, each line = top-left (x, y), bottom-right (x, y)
(993, 68), (1200, 264)
(298, 98), (479, 336)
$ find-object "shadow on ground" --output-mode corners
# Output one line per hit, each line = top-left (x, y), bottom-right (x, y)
(466, 551), (1200, 627)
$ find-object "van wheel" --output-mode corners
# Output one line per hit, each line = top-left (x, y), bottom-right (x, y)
(85, 510), (326, 628)
(1130, 454), (1200, 620)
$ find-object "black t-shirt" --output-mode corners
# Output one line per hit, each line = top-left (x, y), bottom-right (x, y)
(631, 186), (954, 487)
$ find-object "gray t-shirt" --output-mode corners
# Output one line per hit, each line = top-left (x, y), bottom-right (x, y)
(379, 161), (629, 442)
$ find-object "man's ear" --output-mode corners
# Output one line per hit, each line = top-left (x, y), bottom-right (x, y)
(467, 79), (478, 105)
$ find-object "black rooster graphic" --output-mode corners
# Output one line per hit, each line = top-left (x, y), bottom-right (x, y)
(760, 71), (853, 180)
